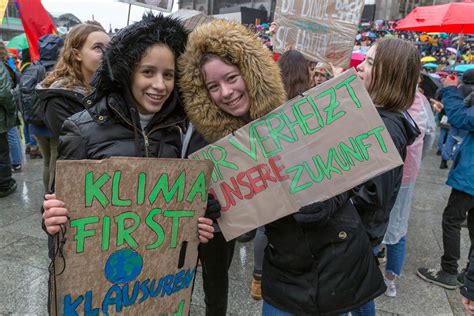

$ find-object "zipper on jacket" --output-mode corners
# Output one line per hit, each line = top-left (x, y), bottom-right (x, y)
(143, 133), (150, 157)
(110, 103), (184, 157)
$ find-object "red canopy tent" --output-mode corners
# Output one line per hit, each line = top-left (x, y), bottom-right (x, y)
(395, 1), (474, 34)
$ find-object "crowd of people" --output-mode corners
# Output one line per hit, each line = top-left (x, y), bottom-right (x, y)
(1, 12), (474, 316)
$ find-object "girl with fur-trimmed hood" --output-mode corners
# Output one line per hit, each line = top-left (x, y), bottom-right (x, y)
(179, 19), (286, 316)
(42, 13), (215, 302)
(179, 20), (385, 316)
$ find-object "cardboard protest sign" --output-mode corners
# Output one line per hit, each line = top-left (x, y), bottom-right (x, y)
(190, 69), (403, 241)
(51, 157), (213, 315)
(170, 9), (214, 31)
(273, 0), (364, 67)
(118, 0), (173, 13)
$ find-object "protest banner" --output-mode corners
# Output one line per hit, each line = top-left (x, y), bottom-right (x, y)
(190, 68), (403, 241)
(51, 157), (213, 315)
(118, 0), (173, 13)
(273, 0), (364, 67)
(170, 9), (214, 31)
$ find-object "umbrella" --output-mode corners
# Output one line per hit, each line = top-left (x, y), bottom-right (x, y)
(421, 56), (437, 62)
(447, 47), (457, 54)
(350, 52), (366, 68)
(420, 73), (443, 99)
(454, 64), (474, 73)
(6, 33), (28, 49)
(396, 2), (474, 33)
(423, 63), (438, 69)
(419, 34), (432, 42)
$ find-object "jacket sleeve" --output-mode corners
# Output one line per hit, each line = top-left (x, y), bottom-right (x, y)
(0, 63), (15, 115)
(58, 117), (88, 160)
(442, 86), (474, 131)
(44, 96), (77, 138)
(351, 165), (401, 245)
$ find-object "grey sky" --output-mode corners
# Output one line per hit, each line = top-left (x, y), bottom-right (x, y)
(41, 0), (177, 30)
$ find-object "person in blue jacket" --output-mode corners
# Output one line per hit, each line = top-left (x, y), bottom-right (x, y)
(417, 76), (474, 313)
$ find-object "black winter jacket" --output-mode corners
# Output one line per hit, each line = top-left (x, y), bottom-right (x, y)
(263, 193), (385, 315)
(262, 108), (419, 315)
(352, 108), (420, 246)
(37, 80), (87, 137)
(59, 91), (184, 160)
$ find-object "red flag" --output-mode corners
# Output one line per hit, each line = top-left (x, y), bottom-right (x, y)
(15, 0), (57, 62)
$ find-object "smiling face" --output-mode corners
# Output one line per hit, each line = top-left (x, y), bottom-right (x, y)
(356, 44), (377, 91)
(131, 44), (175, 115)
(202, 58), (250, 119)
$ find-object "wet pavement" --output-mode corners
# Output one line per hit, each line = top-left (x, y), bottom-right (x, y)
(0, 145), (470, 315)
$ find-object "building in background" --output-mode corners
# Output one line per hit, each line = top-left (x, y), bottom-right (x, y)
(178, 0), (465, 24)
(0, 0), (23, 41)
(1, 0), (83, 42)
(179, 0), (274, 23)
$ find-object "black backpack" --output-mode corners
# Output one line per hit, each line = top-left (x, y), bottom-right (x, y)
(18, 62), (46, 125)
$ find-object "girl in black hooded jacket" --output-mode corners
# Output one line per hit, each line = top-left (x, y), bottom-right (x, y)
(42, 14), (215, 312)
(345, 38), (421, 315)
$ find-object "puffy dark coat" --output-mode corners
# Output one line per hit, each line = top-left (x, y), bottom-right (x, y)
(37, 79), (87, 137)
(59, 91), (184, 160)
(263, 194), (385, 315)
(353, 108), (420, 246)
(179, 20), (385, 315)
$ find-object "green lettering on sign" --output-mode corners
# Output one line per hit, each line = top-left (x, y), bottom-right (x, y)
(187, 171), (207, 203)
(112, 171), (132, 207)
(84, 171), (110, 207)
(149, 171), (186, 204)
(115, 212), (141, 248)
(146, 208), (165, 250)
(70, 216), (99, 253)
(164, 210), (195, 248)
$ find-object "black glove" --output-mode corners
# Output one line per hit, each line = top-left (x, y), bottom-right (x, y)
(293, 192), (349, 225)
(293, 200), (332, 225)
(205, 193), (221, 221)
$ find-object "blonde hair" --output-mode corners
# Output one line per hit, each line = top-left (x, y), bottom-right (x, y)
(42, 23), (106, 91)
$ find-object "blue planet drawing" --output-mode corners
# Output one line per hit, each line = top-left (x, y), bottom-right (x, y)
(104, 248), (143, 284)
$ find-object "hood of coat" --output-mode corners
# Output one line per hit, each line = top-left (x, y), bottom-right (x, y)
(178, 20), (286, 143)
(463, 69), (474, 85)
(36, 78), (88, 103)
(38, 34), (64, 68)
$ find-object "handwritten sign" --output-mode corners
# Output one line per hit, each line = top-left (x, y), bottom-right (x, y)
(118, 0), (173, 13)
(51, 158), (213, 315)
(273, 0), (364, 67)
(190, 69), (403, 240)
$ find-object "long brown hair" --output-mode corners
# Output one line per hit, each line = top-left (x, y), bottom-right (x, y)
(369, 38), (421, 112)
(42, 23), (106, 91)
(278, 50), (310, 100)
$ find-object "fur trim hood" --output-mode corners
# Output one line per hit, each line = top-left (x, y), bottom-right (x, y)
(91, 13), (188, 101)
(178, 20), (286, 143)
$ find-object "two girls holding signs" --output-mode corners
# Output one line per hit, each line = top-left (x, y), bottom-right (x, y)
(44, 14), (420, 315)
